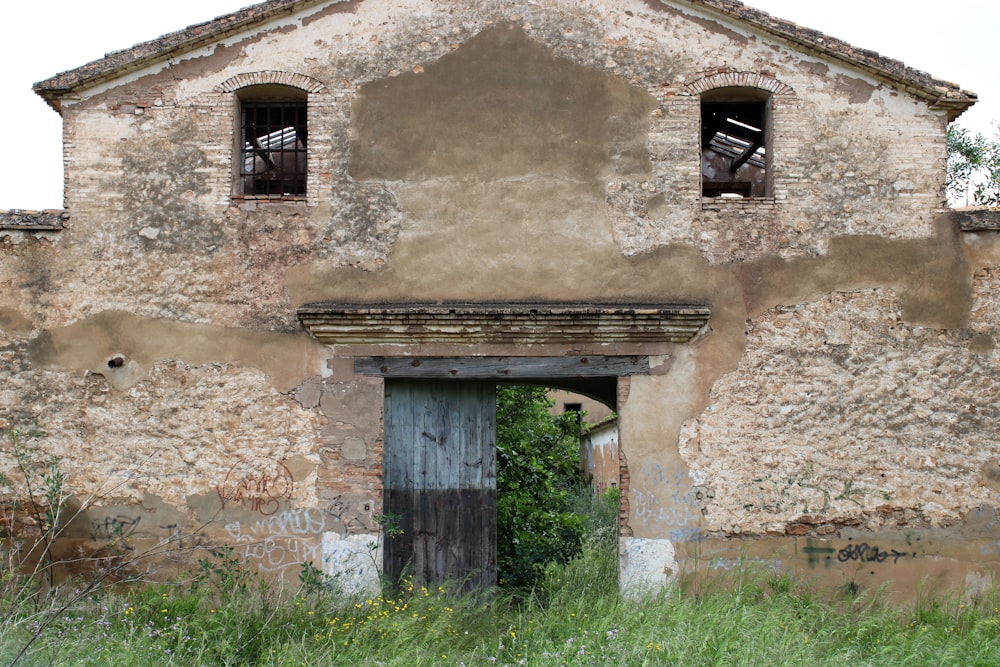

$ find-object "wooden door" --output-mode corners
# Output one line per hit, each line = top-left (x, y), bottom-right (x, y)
(383, 380), (497, 590)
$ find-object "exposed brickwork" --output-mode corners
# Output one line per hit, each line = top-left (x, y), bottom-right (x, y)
(617, 376), (634, 537)
(619, 443), (633, 538)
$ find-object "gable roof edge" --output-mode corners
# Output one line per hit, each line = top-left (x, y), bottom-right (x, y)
(677, 0), (976, 121)
(32, 0), (329, 113)
(33, 0), (977, 121)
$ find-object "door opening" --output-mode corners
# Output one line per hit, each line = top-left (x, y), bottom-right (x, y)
(382, 378), (618, 591)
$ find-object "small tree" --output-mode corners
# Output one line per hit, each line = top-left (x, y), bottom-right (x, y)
(947, 123), (1000, 206)
(0, 425), (67, 591)
(495, 386), (588, 589)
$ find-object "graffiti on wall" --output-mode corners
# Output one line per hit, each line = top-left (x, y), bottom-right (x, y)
(224, 508), (327, 573)
(837, 542), (910, 564)
(323, 494), (373, 532)
(76, 461), (386, 575)
(710, 557), (783, 572)
(89, 515), (142, 541)
(217, 457), (295, 516)
(802, 537), (916, 570)
(160, 523), (217, 556)
(802, 539), (837, 568)
(81, 514), (222, 572)
(322, 532), (382, 595)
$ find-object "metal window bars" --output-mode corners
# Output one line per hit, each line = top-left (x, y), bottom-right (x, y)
(240, 101), (307, 196)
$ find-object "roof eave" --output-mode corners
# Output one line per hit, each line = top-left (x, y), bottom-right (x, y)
(32, 0), (330, 115)
(32, 0), (978, 122)
(769, 33), (977, 122)
(677, 0), (977, 121)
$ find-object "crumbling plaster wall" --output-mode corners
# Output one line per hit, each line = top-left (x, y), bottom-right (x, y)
(1, 0), (993, 589)
(681, 278), (999, 537)
(45, 0), (950, 330)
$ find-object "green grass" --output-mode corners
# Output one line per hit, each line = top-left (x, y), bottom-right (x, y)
(4, 427), (993, 666)
(2, 490), (998, 666)
(3, 533), (1000, 667)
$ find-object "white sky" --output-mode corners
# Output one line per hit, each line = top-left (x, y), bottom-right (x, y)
(1, 1), (996, 210)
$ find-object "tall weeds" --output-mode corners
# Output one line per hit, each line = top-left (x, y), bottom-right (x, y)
(2, 439), (998, 666)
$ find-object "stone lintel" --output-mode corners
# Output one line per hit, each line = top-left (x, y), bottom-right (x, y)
(954, 208), (1000, 231)
(354, 355), (651, 379)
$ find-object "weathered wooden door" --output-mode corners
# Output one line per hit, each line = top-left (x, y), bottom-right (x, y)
(383, 380), (497, 590)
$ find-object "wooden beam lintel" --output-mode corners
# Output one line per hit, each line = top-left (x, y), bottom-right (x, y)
(354, 356), (650, 379)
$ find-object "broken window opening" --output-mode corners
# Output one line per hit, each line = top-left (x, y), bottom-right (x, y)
(701, 90), (769, 198)
(238, 92), (307, 197)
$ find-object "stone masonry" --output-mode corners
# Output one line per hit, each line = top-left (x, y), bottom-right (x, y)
(2, 0), (997, 596)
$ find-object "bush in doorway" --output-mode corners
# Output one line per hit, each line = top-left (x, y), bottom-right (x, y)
(495, 386), (588, 589)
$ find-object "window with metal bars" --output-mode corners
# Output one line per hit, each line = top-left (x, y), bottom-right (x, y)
(240, 101), (307, 196)
(701, 92), (769, 198)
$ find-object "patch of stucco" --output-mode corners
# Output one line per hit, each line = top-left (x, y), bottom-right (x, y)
(27, 311), (324, 392)
(0, 307), (33, 338)
(116, 125), (220, 255)
(835, 73), (877, 105)
(349, 24), (656, 182)
(736, 216), (971, 329)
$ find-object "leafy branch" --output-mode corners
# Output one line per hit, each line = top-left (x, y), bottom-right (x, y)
(947, 123), (1000, 206)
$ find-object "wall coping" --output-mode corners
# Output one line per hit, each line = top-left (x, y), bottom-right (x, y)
(0, 209), (67, 231)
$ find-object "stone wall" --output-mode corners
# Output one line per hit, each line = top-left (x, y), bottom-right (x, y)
(2, 0), (997, 595)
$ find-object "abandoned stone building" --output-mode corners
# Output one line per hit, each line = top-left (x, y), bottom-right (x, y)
(2, 0), (999, 596)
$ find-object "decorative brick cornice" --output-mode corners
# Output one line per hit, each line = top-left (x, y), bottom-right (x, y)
(684, 71), (794, 96)
(217, 71), (328, 94)
(297, 303), (712, 347)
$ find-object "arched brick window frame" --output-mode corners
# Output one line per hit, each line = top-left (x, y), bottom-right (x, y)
(217, 71), (328, 95)
(685, 72), (794, 199)
(684, 71), (794, 98)
(218, 72), (329, 198)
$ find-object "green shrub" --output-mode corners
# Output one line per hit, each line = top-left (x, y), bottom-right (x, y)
(495, 386), (589, 589)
